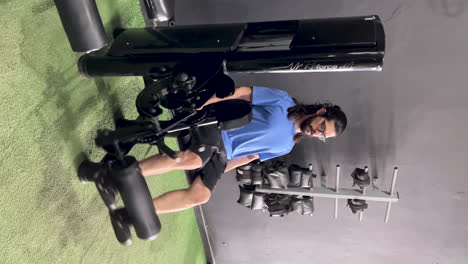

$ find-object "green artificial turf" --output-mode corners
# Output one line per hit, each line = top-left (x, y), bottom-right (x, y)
(0, 1), (206, 263)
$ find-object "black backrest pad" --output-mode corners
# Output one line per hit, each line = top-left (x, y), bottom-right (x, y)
(213, 100), (252, 131)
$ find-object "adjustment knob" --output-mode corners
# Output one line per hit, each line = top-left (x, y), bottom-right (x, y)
(175, 72), (189, 82)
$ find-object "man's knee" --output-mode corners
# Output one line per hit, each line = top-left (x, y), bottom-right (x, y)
(188, 178), (212, 205)
(176, 150), (203, 170)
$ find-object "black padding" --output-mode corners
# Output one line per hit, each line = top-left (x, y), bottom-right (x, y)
(212, 100), (252, 131)
(95, 177), (117, 209)
(110, 156), (161, 240)
(290, 16), (381, 49)
(200, 71), (235, 99)
(176, 130), (192, 148)
(109, 209), (132, 246)
(219, 112), (252, 131)
(77, 159), (105, 183)
(213, 74), (235, 98)
(108, 24), (246, 55)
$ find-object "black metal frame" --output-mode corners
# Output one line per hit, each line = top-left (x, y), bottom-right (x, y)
(96, 68), (251, 160)
(77, 63), (252, 246)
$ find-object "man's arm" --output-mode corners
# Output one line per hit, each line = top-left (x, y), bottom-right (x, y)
(224, 154), (259, 173)
(199, 86), (252, 110)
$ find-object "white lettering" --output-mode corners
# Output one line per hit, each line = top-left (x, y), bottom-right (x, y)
(271, 62), (354, 71)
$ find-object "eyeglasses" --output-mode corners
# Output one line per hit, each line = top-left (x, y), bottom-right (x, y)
(317, 121), (326, 142)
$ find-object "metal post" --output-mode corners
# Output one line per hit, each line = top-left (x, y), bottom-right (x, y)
(309, 163), (314, 216)
(167, 120), (218, 133)
(334, 165), (340, 220)
(359, 166), (369, 222)
(384, 167), (398, 223)
(309, 163), (313, 190)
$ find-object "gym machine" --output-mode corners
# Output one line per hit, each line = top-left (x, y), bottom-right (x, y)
(53, 0), (386, 245)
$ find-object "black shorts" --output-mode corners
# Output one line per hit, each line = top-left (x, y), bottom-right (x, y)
(188, 125), (227, 191)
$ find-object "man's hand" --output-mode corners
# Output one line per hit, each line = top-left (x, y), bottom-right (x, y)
(196, 86), (253, 111)
(225, 154), (259, 172)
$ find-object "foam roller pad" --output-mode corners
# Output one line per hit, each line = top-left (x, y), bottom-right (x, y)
(110, 156), (161, 240)
(54, 0), (108, 52)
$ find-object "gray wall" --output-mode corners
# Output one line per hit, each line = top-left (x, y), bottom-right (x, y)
(176, 1), (468, 263)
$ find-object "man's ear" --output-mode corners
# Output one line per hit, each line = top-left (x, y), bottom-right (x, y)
(316, 108), (327, 115)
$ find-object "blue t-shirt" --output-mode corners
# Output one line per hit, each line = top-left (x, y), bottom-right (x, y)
(221, 86), (296, 162)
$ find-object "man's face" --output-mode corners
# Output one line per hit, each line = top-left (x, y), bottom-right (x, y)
(300, 114), (337, 141)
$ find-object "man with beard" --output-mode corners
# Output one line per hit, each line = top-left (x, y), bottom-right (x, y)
(138, 86), (347, 213)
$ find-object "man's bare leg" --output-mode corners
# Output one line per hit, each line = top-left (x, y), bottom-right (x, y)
(139, 150), (203, 176)
(153, 176), (211, 214)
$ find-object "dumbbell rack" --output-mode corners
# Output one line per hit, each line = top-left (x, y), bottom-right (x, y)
(255, 165), (399, 223)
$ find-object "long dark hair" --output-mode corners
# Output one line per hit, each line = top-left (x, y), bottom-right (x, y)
(288, 99), (347, 142)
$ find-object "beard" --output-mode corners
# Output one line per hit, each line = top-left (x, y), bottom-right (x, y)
(300, 115), (318, 136)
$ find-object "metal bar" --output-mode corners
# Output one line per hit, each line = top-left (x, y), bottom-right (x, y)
(255, 186), (399, 202)
(229, 66), (382, 74)
(198, 205), (216, 264)
(360, 166), (369, 222)
(336, 165), (340, 193)
(335, 165), (340, 220)
(334, 199), (339, 219)
(390, 167), (398, 195)
(309, 163), (313, 190)
(384, 167), (399, 223)
(384, 203), (392, 223)
(167, 120), (218, 133)
(155, 111), (198, 136)
(359, 186), (366, 222)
